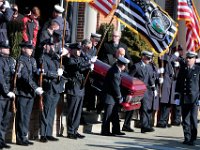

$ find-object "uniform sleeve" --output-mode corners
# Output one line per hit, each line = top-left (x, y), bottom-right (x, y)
(78, 57), (91, 72)
(18, 61), (38, 91)
(42, 58), (58, 79)
(3, 8), (14, 22)
(0, 60), (9, 95)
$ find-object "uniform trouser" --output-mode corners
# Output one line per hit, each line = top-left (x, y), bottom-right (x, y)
(140, 101), (153, 129)
(101, 103), (120, 134)
(16, 96), (34, 142)
(0, 99), (12, 144)
(123, 110), (134, 128)
(171, 105), (181, 124)
(182, 103), (198, 142)
(67, 95), (83, 135)
(157, 103), (171, 125)
(40, 92), (60, 136)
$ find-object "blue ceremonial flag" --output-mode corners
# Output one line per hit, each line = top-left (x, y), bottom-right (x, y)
(114, 0), (178, 55)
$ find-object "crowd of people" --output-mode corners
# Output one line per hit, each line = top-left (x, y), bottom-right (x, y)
(0, 1), (199, 149)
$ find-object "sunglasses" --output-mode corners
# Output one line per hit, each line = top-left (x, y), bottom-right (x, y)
(186, 57), (194, 59)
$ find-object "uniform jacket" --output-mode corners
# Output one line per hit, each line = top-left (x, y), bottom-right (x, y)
(64, 55), (91, 97)
(129, 61), (155, 109)
(149, 62), (159, 110)
(41, 53), (65, 94)
(160, 54), (178, 104)
(0, 54), (15, 99)
(176, 64), (200, 104)
(103, 63), (122, 105)
(16, 54), (38, 98)
(0, 8), (14, 43)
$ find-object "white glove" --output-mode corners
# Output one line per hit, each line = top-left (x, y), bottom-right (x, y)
(90, 63), (94, 71)
(37, 68), (45, 75)
(159, 78), (164, 84)
(7, 92), (15, 98)
(61, 47), (69, 56)
(90, 56), (97, 63)
(196, 58), (200, 63)
(35, 87), (44, 95)
(154, 90), (158, 97)
(174, 61), (180, 67)
(119, 97), (123, 104)
(174, 51), (180, 57)
(158, 68), (164, 74)
(57, 68), (63, 76)
(3, 1), (10, 9)
(175, 99), (180, 105)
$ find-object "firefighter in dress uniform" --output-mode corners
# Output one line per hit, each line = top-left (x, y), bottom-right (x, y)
(176, 51), (200, 146)
(15, 42), (44, 146)
(0, 41), (15, 149)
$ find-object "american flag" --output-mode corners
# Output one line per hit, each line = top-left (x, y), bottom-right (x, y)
(89, 0), (116, 17)
(114, 0), (178, 54)
(177, 0), (200, 51)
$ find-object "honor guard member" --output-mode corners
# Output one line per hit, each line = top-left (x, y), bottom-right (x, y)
(64, 42), (96, 139)
(84, 33), (101, 112)
(16, 42), (44, 146)
(176, 51), (200, 146)
(39, 39), (66, 143)
(157, 49), (180, 128)
(128, 50), (156, 133)
(89, 33), (101, 57)
(171, 45), (184, 126)
(101, 56), (129, 136)
(0, 0), (14, 43)
(42, 4), (70, 43)
(0, 41), (15, 149)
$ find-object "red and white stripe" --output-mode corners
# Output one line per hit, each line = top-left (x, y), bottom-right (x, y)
(89, 0), (116, 16)
(178, 0), (200, 51)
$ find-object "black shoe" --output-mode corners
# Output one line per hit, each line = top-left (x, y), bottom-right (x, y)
(2, 143), (11, 149)
(156, 123), (167, 128)
(141, 127), (155, 133)
(112, 132), (126, 135)
(101, 132), (115, 136)
(56, 134), (64, 137)
(16, 141), (29, 146)
(46, 136), (59, 141)
(67, 134), (77, 139)
(122, 126), (134, 132)
(76, 133), (85, 139)
(25, 140), (34, 145)
(40, 136), (48, 143)
(171, 122), (181, 126)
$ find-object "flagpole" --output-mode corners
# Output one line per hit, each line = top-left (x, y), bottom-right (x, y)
(81, 16), (115, 89)
(56, 0), (68, 137)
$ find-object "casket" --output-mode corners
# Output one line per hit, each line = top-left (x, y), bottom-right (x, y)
(92, 60), (147, 111)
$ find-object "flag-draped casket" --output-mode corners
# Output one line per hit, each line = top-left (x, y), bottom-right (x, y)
(91, 60), (146, 111)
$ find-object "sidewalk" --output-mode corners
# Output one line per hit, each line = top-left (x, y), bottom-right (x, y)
(8, 118), (200, 150)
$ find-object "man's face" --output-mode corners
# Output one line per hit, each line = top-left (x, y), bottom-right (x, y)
(186, 57), (196, 66)
(91, 38), (99, 47)
(112, 31), (121, 43)
(23, 47), (33, 56)
(0, 47), (10, 55)
(142, 55), (151, 64)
